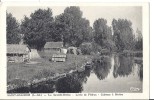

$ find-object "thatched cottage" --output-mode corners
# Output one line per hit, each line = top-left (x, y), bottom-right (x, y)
(44, 42), (66, 62)
(7, 44), (31, 63)
(44, 42), (63, 53)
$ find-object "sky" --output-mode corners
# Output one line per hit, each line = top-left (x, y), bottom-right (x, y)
(7, 6), (142, 33)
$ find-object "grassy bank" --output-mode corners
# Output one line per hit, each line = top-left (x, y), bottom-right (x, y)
(7, 54), (93, 84)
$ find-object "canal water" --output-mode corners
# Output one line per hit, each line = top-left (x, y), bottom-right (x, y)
(82, 54), (143, 93)
(8, 54), (143, 93)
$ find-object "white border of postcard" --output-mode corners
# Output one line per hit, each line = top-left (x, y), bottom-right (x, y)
(0, 2), (149, 99)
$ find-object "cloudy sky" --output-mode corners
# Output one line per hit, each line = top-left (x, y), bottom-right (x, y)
(7, 6), (142, 33)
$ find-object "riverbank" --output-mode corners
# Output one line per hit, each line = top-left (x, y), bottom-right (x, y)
(7, 50), (142, 91)
(7, 53), (143, 93)
(7, 54), (93, 90)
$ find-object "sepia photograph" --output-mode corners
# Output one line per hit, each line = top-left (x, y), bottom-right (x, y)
(0, 2), (149, 99)
(6, 5), (144, 93)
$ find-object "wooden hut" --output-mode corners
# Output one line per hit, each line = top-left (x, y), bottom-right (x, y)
(44, 42), (66, 62)
(7, 44), (31, 63)
(44, 42), (63, 53)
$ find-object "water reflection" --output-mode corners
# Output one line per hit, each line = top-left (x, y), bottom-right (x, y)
(30, 81), (55, 93)
(55, 69), (91, 93)
(93, 56), (111, 80)
(138, 64), (143, 81)
(56, 75), (83, 93)
(113, 55), (133, 78)
(74, 68), (91, 84)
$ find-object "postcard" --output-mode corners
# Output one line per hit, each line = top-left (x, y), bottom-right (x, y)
(0, 2), (149, 99)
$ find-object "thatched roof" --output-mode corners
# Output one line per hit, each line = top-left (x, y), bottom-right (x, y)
(44, 42), (63, 49)
(7, 44), (29, 54)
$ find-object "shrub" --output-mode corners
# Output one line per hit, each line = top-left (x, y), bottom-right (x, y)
(79, 42), (102, 55)
(79, 42), (92, 55)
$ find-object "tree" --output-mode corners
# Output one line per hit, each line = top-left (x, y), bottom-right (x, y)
(6, 12), (21, 44)
(21, 8), (54, 49)
(79, 42), (93, 55)
(112, 19), (135, 51)
(135, 29), (143, 50)
(93, 18), (114, 51)
(55, 6), (93, 47)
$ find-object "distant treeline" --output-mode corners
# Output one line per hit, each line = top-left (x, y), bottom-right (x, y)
(7, 6), (142, 53)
